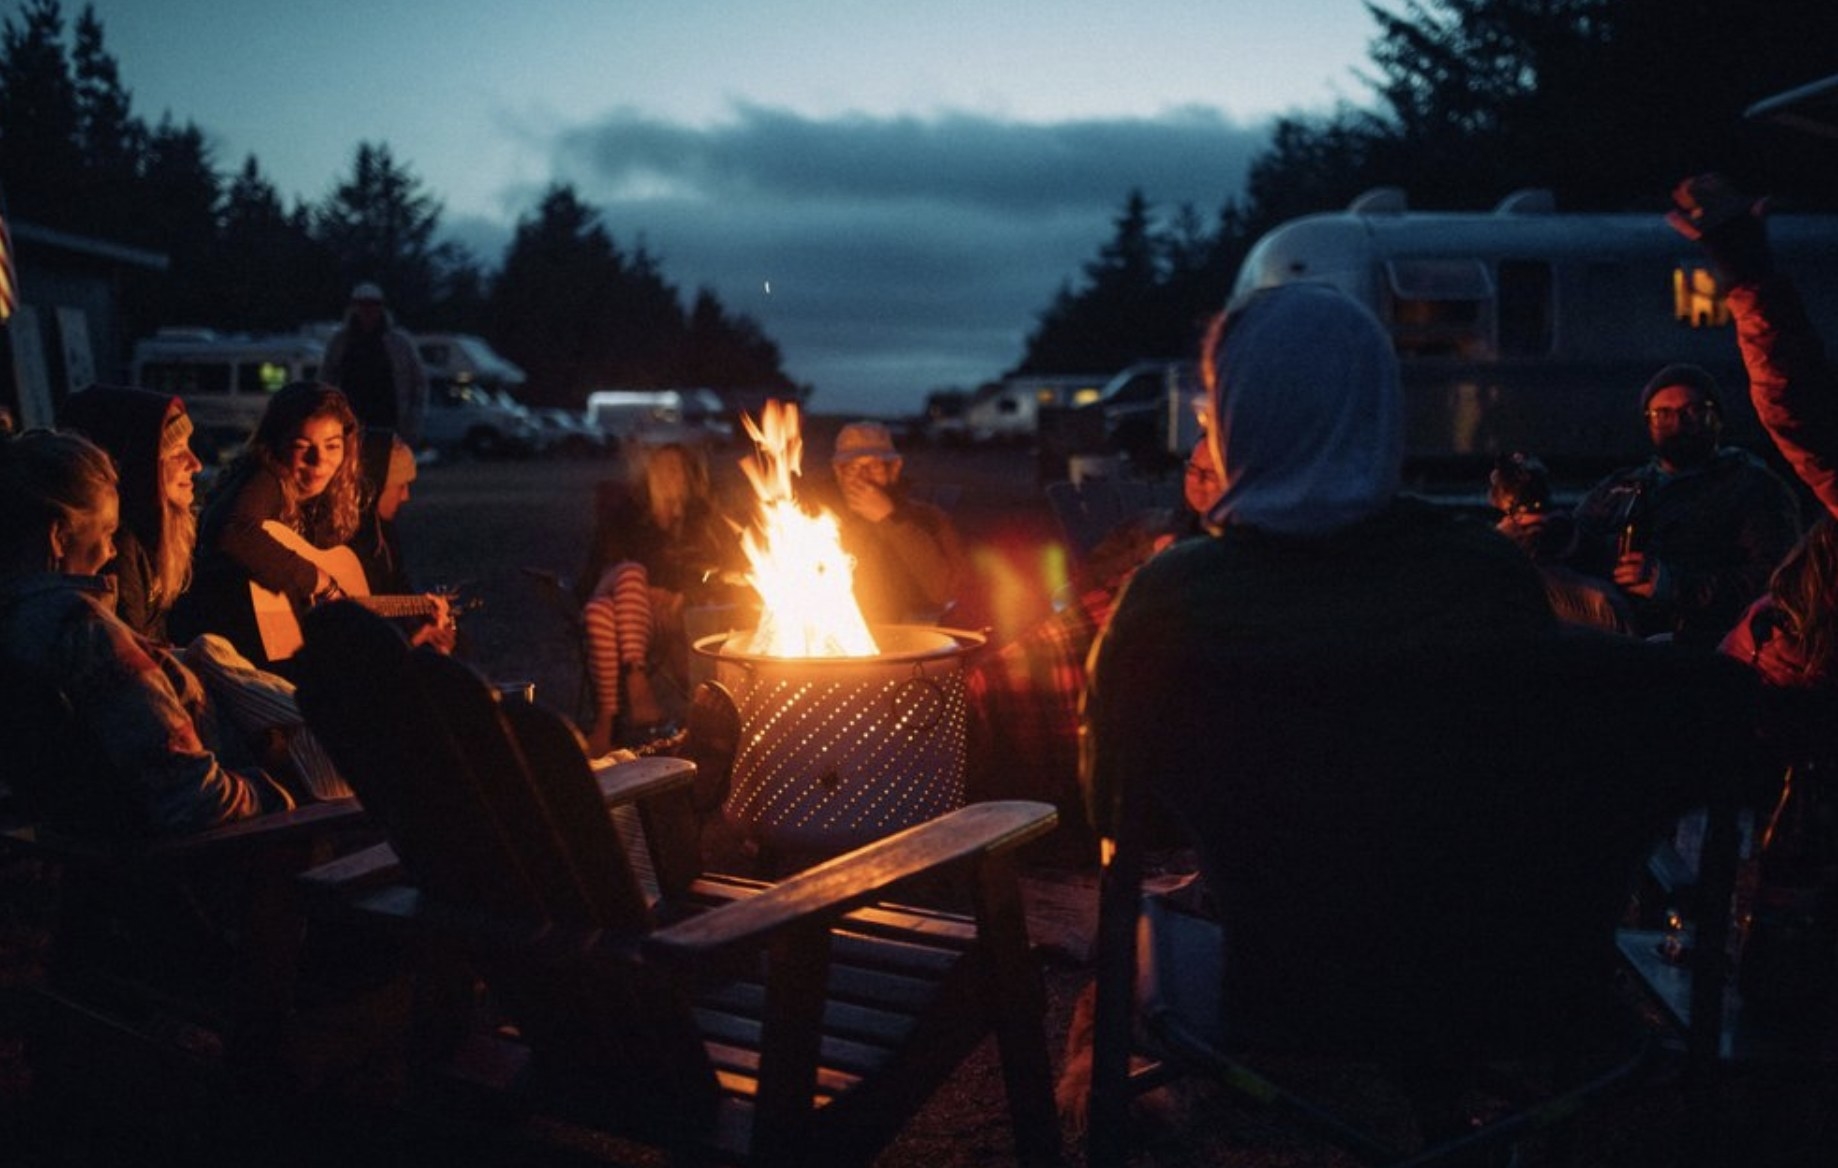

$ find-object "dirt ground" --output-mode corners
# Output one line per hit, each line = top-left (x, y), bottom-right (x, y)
(5, 425), (1833, 1165)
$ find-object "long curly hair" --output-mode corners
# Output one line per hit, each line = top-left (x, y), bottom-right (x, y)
(1769, 515), (1838, 682)
(247, 382), (363, 545)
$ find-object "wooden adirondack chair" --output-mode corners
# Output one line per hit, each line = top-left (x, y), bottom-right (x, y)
(0, 660), (388, 1159)
(291, 600), (1062, 1167)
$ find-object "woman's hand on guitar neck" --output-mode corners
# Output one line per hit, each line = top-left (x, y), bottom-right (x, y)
(407, 592), (458, 655)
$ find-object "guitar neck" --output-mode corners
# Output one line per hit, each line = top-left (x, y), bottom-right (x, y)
(358, 595), (442, 621)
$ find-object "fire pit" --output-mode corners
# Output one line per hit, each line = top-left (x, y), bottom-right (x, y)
(696, 624), (985, 855)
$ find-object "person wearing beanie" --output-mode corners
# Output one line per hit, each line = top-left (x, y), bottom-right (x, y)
(59, 384), (204, 642)
(1565, 358), (1800, 646)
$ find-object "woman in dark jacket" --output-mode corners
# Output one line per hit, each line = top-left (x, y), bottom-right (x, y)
(58, 385), (205, 643)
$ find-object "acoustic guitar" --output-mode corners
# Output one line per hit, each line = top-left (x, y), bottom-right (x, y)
(250, 520), (457, 661)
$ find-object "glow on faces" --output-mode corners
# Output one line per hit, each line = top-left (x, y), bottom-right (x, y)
(162, 414), (204, 509)
(287, 415), (346, 499)
(60, 488), (119, 576)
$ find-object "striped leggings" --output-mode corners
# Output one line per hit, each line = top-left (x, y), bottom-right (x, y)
(582, 561), (654, 719)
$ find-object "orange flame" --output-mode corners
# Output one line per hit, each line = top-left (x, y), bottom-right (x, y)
(734, 401), (879, 657)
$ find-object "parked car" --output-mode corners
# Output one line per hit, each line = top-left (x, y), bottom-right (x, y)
(420, 381), (538, 458)
(532, 406), (612, 458)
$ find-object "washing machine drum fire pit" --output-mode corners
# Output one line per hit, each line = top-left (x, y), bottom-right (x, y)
(696, 625), (985, 856)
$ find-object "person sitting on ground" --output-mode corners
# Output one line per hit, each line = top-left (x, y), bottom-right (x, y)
(0, 429), (293, 839)
(353, 428), (456, 653)
(58, 384), (204, 644)
(827, 420), (967, 623)
(1487, 451), (1633, 634)
(577, 440), (744, 756)
(1564, 362), (1800, 647)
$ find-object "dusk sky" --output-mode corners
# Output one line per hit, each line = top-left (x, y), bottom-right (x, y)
(66, 0), (1382, 414)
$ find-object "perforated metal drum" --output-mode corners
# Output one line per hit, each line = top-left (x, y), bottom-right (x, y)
(695, 625), (985, 855)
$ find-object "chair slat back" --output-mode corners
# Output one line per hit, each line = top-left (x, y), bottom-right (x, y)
(411, 650), (655, 930)
(295, 601), (542, 918)
(299, 602), (720, 1131)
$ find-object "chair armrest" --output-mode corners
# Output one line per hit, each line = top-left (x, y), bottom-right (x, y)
(643, 800), (1056, 965)
(296, 760), (693, 900)
(297, 839), (402, 897)
(3, 799), (367, 868)
(593, 755), (697, 805)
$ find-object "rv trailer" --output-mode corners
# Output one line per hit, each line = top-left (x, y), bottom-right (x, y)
(1229, 187), (1838, 473)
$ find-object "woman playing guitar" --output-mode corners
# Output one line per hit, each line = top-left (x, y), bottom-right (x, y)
(173, 383), (450, 672)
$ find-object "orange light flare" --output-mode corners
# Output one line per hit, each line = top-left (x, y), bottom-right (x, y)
(734, 400), (880, 658)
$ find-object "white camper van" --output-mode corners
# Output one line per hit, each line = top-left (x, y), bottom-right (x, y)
(131, 329), (324, 462)
(1229, 187), (1838, 470)
(585, 388), (733, 447)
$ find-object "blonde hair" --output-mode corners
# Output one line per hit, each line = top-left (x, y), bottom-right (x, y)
(640, 442), (709, 532)
(151, 412), (197, 610)
(0, 429), (118, 561)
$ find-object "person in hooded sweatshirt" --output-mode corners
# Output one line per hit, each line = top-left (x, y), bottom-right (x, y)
(58, 384), (205, 643)
(1084, 282), (1554, 831)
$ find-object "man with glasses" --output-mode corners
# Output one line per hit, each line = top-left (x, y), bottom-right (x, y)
(1567, 363), (1799, 645)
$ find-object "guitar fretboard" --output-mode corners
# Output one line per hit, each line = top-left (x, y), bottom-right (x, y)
(358, 596), (441, 620)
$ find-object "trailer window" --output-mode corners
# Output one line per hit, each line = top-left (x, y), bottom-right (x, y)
(1497, 260), (1553, 357)
(1383, 259), (1493, 359)
(1672, 263), (1731, 328)
(139, 360), (231, 395)
(236, 360), (296, 395)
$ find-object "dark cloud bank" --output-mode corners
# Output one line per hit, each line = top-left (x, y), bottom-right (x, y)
(451, 104), (1272, 415)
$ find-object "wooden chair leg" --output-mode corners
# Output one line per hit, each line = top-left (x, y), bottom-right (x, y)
(974, 850), (1062, 1167)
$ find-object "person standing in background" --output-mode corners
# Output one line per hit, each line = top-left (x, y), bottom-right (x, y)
(320, 282), (427, 448)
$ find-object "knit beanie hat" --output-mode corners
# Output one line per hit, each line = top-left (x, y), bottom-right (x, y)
(1639, 363), (1723, 412)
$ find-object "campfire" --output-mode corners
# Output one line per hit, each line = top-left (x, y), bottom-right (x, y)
(697, 401), (983, 856)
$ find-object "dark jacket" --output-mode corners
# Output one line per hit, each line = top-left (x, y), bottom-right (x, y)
(173, 459), (346, 669)
(0, 573), (273, 839)
(1568, 448), (1800, 646)
(835, 491), (968, 623)
(577, 479), (741, 604)
(58, 385), (187, 642)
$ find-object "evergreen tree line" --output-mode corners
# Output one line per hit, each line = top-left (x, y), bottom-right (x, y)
(0, 0), (797, 408)
(1015, 0), (1838, 378)
(7, 1), (1837, 403)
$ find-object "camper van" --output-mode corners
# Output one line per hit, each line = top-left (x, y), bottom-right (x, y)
(585, 388), (733, 447)
(131, 329), (324, 462)
(1228, 187), (1838, 471)
(963, 374), (1108, 444)
(411, 333), (540, 458)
